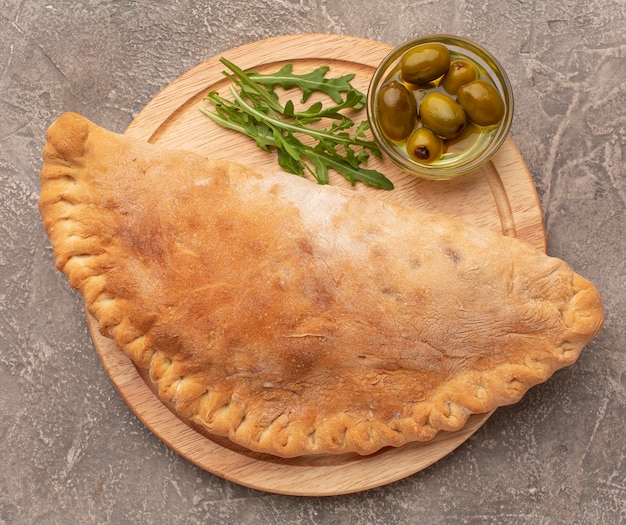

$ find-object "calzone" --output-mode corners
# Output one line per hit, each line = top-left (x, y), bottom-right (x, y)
(39, 112), (604, 457)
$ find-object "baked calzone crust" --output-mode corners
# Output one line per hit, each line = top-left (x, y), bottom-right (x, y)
(39, 112), (603, 457)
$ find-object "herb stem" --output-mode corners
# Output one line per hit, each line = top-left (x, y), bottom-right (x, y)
(200, 58), (393, 190)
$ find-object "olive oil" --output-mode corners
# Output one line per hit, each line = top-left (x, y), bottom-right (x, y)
(372, 41), (508, 175)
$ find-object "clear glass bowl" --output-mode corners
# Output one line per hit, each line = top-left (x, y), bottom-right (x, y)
(367, 35), (514, 180)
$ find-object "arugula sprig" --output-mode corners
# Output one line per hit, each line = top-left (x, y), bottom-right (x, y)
(199, 58), (393, 189)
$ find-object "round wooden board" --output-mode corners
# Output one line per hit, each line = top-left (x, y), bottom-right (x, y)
(89, 34), (546, 496)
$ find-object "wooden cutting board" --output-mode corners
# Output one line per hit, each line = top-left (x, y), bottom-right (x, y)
(87, 34), (546, 496)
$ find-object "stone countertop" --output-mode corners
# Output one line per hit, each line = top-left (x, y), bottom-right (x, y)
(1, 1), (624, 523)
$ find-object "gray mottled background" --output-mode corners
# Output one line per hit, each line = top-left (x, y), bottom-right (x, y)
(1, 1), (624, 524)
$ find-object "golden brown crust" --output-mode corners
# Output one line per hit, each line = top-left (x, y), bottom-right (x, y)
(39, 113), (604, 457)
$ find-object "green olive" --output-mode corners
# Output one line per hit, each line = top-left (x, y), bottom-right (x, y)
(401, 43), (450, 84)
(406, 127), (444, 163)
(440, 60), (478, 95)
(456, 80), (505, 126)
(419, 92), (466, 139)
(376, 81), (417, 141)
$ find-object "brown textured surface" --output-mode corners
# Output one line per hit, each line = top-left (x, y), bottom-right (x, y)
(39, 112), (602, 464)
(3, 1), (624, 522)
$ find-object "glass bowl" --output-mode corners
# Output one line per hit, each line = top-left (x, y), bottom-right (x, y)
(366, 35), (514, 180)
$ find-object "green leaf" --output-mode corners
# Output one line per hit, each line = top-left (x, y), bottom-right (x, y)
(200, 58), (393, 190)
(247, 63), (361, 104)
(307, 149), (393, 189)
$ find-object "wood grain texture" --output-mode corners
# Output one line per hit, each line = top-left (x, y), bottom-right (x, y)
(89, 34), (546, 495)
